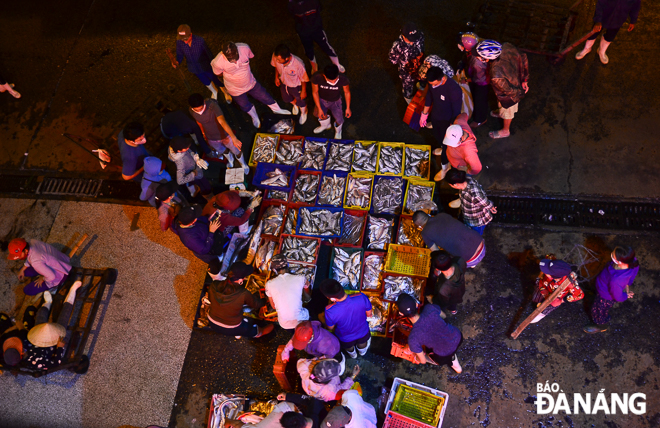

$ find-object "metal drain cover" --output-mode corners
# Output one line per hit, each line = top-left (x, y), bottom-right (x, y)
(36, 178), (103, 197)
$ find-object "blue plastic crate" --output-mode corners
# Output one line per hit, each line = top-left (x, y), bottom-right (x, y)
(324, 139), (355, 173)
(298, 137), (328, 171)
(296, 206), (344, 239)
(370, 175), (407, 215)
(316, 171), (349, 207)
(252, 163), (296, 192)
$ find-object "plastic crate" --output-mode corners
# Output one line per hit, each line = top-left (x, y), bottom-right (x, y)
(253, 163), (296, 192)
(382, 272), (426, 302)
(395, 216), (427, 248)
(274, 134), (305, 166)
(403, 144), (432, 180)
(279, 234), (322, 264)
(403, 179), (436, 215)
(324, 139), (355, 172)
(384, 244), (431, 277)
(249, 133), (280, 167)
(264, 188), (291, 203)
(377, 142), (406, 176)
(360, 250), (386, 294)
(329, 247), (364, 291)
(257, 200), (288, 238)
(385, 379), (448, 428)
(253, 235), (280, 275)
(333, 208), (367, 247)
(352, 140), (379, 173)
(370, 175), (406, 215)
(316, 170), (349, 208)
(344, 172), (374, 211)
(367, 296), (390, 337)
(296, 206), (344, 239)
(291, 169), (322, 206)
(365, 213), (398, 251)
(281, 205), (299, 236)
(298, 137), (328, 171)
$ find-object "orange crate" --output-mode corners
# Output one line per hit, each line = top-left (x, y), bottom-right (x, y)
(274, 345), (295, 391)
(384, 244), (431, 277)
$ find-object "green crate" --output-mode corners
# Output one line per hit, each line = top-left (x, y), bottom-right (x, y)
(391, 385), (445, 426)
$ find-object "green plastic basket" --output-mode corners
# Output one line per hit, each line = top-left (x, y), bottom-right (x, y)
(391, 385), (445, 426)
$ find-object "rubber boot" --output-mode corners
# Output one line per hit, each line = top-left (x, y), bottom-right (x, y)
(451, 354), (463, 374)
(247, 106), (261, 128)
(346, 346), (357, 359)
(299, 106), (308, 125)
(433, 163), (450, 181)
(598, 37), (611, 64)
(314, 117), (332, 134)
(206, 83), (218, 100)
(237, 152), (250, 175)
(334, 122), (343, 139)
(575, 39), (595, 60)
(225, 152), (235, 168)
(330, 56), (346, 73)
(268, 103), (292, 115)
(449, 198), (461, 209)
(291, 104), (300, 115)
(357, 337), (371, 356)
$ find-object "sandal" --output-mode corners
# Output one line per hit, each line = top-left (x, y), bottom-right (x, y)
(489, 130), (510, 139)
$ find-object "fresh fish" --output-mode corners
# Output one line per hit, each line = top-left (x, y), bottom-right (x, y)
(260, 168), (290, 187)
(362, 254), (384, 291)
(372, 177), (403, 214)
(268, 118), (295, 135)
(367, 297), (389, 334)
(275, 139), (304, 165)
(378, 145), (403, 175)
(317, 174), (346, 206)
(255, 239), (277, 273)
(293, 173), (320, 203)
(299, 208), (343, 236)
(253, 135), (278, 163)
(262, 204), (285, 236)
(404, 146), (430, 178)
(332, 248), (362, 290)
(325, 142), (353, 171)
(287, 262), (316, 286)
(338, 213), (365, 244)
(243, 220), (263, 265)
(267, 190), (290, 202)
(383, 275), (424, 301)
(352, 142), (378, 173)
(367, 215), (394, 250)
(245, 274), (267, 294)
(281, 236), (319, 263)
(300, 140), (327, 170)
(405, 184), (434, 214)
(283, 208), (297, 235)
(396, 217), (425, 247)
(345, 175), (372, 209)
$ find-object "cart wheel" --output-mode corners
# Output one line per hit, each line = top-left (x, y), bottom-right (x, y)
(73, 355), (90, 374)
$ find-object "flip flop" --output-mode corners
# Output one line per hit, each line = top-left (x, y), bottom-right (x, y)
(489, 130), (510, 139)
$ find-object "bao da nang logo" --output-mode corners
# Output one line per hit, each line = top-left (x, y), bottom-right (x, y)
(536, 382), (646, 415)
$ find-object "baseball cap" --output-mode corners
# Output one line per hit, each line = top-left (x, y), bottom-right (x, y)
(7, 238), (28, 260)
(214, 191), (241, 211)
(322, 405), (352, 428)
(402, 23), (421, 42)
(177, 204), (202, 226)
(177, 24), (191, 40)
(292, 321), (314, 350)
(396, 293), (418, 317)
(311, 359), (341, 384)
(539, 259), (572, 277)
(227, 262), (254, 282)
(443, 124), (463, 147)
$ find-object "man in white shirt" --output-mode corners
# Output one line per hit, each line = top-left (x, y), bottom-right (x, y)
(271, 43), (310, 125)
(265, 254), (310, 330)
(211, 42), (291, 128)
(321, 389), (377, 428)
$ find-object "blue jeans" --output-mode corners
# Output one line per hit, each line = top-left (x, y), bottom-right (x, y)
(469, 225), (486, 235)
(232, 81), (276, 112)
(194, 71), (224, 88)
(320, 98), (344, 126)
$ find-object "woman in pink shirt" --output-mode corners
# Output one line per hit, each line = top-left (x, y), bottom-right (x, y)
(443, 113), (482, 176)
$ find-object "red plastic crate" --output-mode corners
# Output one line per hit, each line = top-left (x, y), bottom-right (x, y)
(257, 200), (288, 238)
(383, 411), (435, 428)
(360, 250), (386, 294)
(333, 209), (367, 248)
(275, 134), (305, 166)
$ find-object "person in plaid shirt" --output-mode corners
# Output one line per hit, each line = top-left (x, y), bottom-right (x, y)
(444, 168), (496, 235)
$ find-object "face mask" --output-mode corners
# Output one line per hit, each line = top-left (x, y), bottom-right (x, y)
(195, 104), (207, 115)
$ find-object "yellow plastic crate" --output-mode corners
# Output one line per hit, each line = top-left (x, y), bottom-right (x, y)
(249, 133), (280, 167)
(377, 142), (405, 176)
(343, 172), (374, 211)
(384, 244), (431, 277)
(402, 178), (436, 215)
(352, 141), (379, 173)
(403, 144), (432, 180)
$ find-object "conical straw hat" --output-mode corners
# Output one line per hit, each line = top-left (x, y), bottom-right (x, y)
(28, 323), (66, 347)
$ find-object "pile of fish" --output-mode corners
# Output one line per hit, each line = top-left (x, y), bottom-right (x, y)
(281, 236), (318, 263)
(405, 183), (433, 213)
(245, 274), (267, 294)
(345, 175), (372, 209)
(378, 145), (403, 175)
(267, 190), (289, 201)
(283, 209), (297, 235)
(262, 204), (285, 236)
(397, 217), (425, 247)
(260, 168), (290, 188)
(338, 213), (365, 244)
(332, 248), (362, 290)
(352, 142), (378, 172)
(275, 138), (304, 165)
(317, 174), (346, 206)
(288, 262), (316, 285)
(362, 253), (384, 291)
(243, 220), (263, 265)
(253, 135), (278, 163)
(367, 297), (390, 334)
(372, 177), (403, 214)
(367, 215), (394, 250)
(383, 275), (424, 301)
(299, 208), (343, 236)
(325, 142), (353, 171)
(300, 140), (327, 170)
(293, 173), (319, 203)
(404, 146), (430, 178)
(254, 239), (277, 273)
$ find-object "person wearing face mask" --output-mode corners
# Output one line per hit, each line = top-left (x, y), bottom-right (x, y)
(271, 44), (310, 125)
(311, 64), (351, 139)
(168, 136), (211, 198)
(584, 246), (639, 333)
(211, 42), (291, 129)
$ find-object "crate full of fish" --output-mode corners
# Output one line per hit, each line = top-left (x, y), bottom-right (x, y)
(371, 175), (405, 215)
(282, 206), (298, 235)
(367, 296), (390, 336)
(316, 171), (348, 207)
(330, 247), (364, 291)
(361, 251), (385, 294)
(253, 163), (295, 192)
(324, 139), (354, 172)
(291, 170), (321, 205)
(264, 188), (291, 202)
(344, 172), (374, 211)
(403, 179), (435, 215)
(249, 133), (280, 167)
(298, 137), (328, 171)
(377, 142), (405, 176)
(365, 214), (397, 251)
(384, 244), (431, 277)
(352, 141), (379, 173)
(279, 234), (321, 264)
(254, 236), (279, 274)
(275, 135), (305, 166)
(245, 273), (269, 295)
(296, 206), (344, 239)
(382, 273), (426, 302)
(403, 144), (431, 180)
(258, 201), (287, 237)
(333, 209), (367, 248)
(396, 216), (426, 248)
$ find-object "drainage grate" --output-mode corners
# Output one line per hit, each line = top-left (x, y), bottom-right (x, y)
(36, 178), (103, 197)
